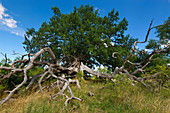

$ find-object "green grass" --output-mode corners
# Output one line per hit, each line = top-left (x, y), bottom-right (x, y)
(0, 80), (169, 113)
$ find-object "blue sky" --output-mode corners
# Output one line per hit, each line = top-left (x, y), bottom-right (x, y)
(0, 0), (169, 60)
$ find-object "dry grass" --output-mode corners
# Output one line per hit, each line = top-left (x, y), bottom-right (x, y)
(0, 80), (169, 113)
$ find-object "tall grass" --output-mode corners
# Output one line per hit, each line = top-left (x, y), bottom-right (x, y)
(0, 80), (169, 113)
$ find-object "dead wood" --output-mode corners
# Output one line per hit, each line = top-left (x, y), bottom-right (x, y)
(0, 21), (169, 106)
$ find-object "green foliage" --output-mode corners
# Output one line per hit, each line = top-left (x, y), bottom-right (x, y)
(1, 81), (169, 113)
(145, 64), (169, 74)
(77, 71), (86, 82)
(144, 64), (170, 89)
(77, 71), (84, 78)
(156, 17), (170, 40)
(145, 17), (169, 56)
(27, 67), (44, 77)
(0, 57), (44, 94)
(141, 17), (170, 70)
(147, 17), (169, 51)
(0, 58), (12, 67)
(0, 58), (17, 91)
(145, 39), (159, 50)
(89, 66), (112, 81)
(23, 5), (137, 70)
(98, 67), (112, 74)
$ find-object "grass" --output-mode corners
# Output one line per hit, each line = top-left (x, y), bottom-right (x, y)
(0, 80), (169, 113)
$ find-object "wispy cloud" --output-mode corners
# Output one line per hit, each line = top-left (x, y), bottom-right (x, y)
(0, 24), (25, 37)
(0, 3), (25, 37)
(2, 18), (17, 28)
(169, 0), (170, 3)
(161, 40), (170, 49)
(94, 7), (105, 14)
(0, 3), (17, 28)
(11, 31), (19, 36)
(145, 49), (152, 53)
(95, 7), (99, 11)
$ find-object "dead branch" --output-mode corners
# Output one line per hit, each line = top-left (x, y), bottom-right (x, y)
(0, 21), (169, 107)
(0, 47), (82, 105)
(80, 62), (113, 78)
(0, 53), (8, 66)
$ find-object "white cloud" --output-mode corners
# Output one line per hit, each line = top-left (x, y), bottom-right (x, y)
(104, 43), (108, 48)
(161, 44), (167, 49)
(167, 40), (170, 46)
(0, 3), (17, 28)
(94, 7), (105, 14)
(95, 7), (98, 11)
(145, 49), (152, 53)
(0, 3), (6, 19)
(11, 31), (19, 36)
(161, 40), (170, 49)
(0, 3), (25, 37)
(94, 64), (104, 71)
(110, 42), (115, 46)
(0, 23), (25, 37)
(167, 63), (170, 67)
(2, 18), (17, 28)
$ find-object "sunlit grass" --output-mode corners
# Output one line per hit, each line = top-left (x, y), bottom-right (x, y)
(0, 80), (169, 113)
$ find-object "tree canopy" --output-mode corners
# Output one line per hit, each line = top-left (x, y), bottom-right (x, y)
(23, 5), (137, 70)
(144, 17), (170, 67)
(0, 5), (169, 106)
(146, 17), (170, 50)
